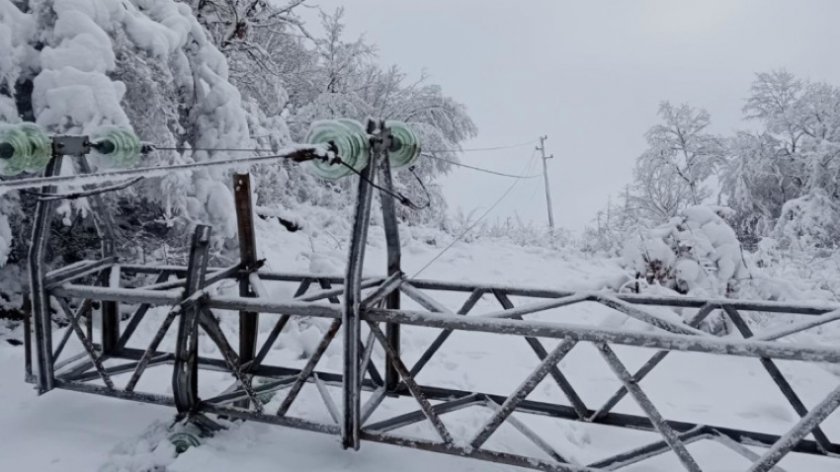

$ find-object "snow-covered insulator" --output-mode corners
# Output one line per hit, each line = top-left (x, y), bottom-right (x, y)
(304, 119), (369, 179)
(91, 127), (142, 167)
(0, 123), (52, 175)
(168, 430), (201, 454)
(386, 120), (420, 168)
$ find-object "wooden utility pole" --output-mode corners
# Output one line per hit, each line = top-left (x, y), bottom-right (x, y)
(536, 135), (555, 231)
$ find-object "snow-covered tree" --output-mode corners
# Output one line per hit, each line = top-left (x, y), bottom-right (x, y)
(722, 70), (840, 249)
(642, 101), (725, 206)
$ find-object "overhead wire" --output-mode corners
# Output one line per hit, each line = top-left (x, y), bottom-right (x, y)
(0, 146), (325, 192)
(422, 138), (538, 153)
(411, 148), (541, 278)
(421, 152), (540, 179)
(154, 138), (538, 155)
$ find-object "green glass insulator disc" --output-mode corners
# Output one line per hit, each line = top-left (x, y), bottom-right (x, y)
(386, 121), (420, 168)
(92, 127), (142, 167)
(304, 119), (369, 179)
(0, 124), (33, 176)
(168, 431), (201, 454)
(19, 123), (52, 172)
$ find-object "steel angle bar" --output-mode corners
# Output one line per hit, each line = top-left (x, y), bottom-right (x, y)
(44, 257), (117, 288)
(55, 298), (115, 390)
(755, 308), (840, 341)
(201, 402), (341, 435)
(586, 427), (710, 470)
(361, 386), (387, 425)
(470, 339), (578, 449)
(361, 431), (600, 472)
(711, 432), (788, 472)
(748, 383), (840, 472)
(341, 140), (380, 450)
(482, 396), (575, 464)
(136, 265), (239, 291)
(172, 225), (212, 414)
(207, 296), (343, 318)
(117, 271), (170, 349)
(378, 153), (403, 394)
(188, 294), (840, 363)
(596, 343), (701, 472)
(45, 259), (98, 281)
(277, 319), (342, 417)
(361, 272), (404, 308)
(245, 314), (291, 373)
(724, 306), (833, 454)
(359, 328), (377, 385)
(53, 299), (93, 362)
(100, 264), (122, 355)
(256, 271), (346, 284)
(314, 373), (342, 424)
(400, 282), (452, 313)
(364, 393), (483, 433)
(367, 321), (454, 444)
(591, 303), (718, 421)
(24, 295), (33, 382)
(54, 380), (176, 407)
(64, 354), (172, 383)
(293, 278), (313, 297)
(405, 279), (840, 315)
(53, 351), (89, 374)
(360, 307), (840, 363)
(234, 173), (260, 381)
(493, 291), (589, 419)
(125, 309), (179, 392)
(409, 288), (485, 378)
(203, 376), (296, 406)
(414, 381), (837, 457)
(480, 293), (594, 320)
(199, 307), (263, 412)
(177, 291), (840, 363)
(594, 294), (709, 336)
(295, 278), (382, 302)
(318, 278), (342, 304)
(53, 284), (182, 305)
(113, 267), (840, 315)
(57, 357), (96, 380)
(30, 155), (64, 393)
(115, 303), (152, 349)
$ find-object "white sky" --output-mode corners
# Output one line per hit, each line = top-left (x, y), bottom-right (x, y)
(304, 0), (840, 230)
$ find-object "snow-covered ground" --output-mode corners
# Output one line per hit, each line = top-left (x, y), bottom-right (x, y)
(2, 217), (839, 471)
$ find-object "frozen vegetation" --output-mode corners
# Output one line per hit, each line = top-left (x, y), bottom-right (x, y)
(1, 1), (840, 471)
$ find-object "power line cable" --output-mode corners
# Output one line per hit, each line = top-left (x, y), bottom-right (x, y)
(0, 146), (325, 192)
(422, 139), (538, 153)
(421, 153), (540, 179)
(411, 148), (540, 278)
(155, 138), (538, 155)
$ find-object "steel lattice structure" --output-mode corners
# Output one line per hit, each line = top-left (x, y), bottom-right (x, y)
(22, 124), (840, 472)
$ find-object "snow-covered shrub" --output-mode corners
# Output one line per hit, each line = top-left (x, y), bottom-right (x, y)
(621, 205), (750, 296)
(773, 190), (840, 252)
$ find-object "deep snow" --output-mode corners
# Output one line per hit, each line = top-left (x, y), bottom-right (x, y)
(2, 217), (839, 471)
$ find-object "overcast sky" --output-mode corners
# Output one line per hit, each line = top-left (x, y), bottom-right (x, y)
(304, 0), (840, 230)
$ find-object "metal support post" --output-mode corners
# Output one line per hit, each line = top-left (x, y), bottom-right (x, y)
(234, 174), (259, 365)
(77, 156), (120, 354)
(28, 154), (63, 393)
(172, 225), (211, 414)
(341, 121), (383, 450)
(536, 135), (555, 232)
(377, 146), (402, 393)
